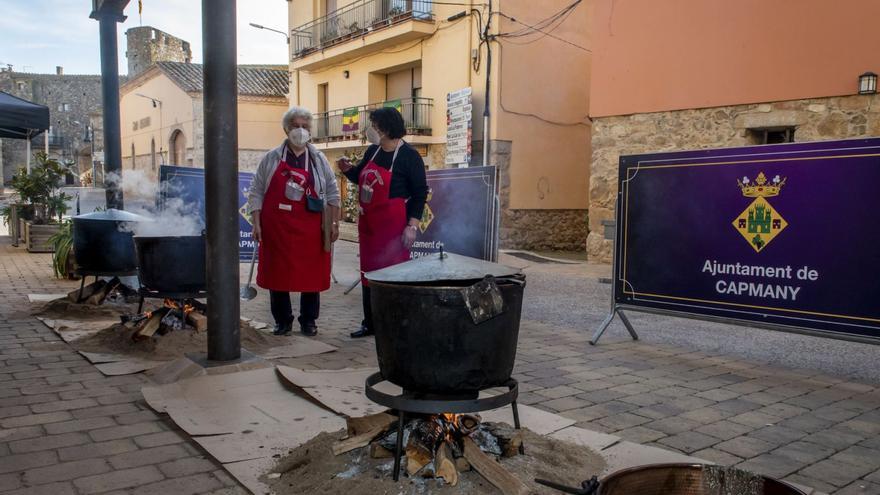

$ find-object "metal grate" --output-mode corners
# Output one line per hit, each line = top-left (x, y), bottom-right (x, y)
(312, 97), (433, 142)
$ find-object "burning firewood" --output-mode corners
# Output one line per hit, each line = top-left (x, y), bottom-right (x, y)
(134, 308), (170, 340)
(405, 419), (444, 476)
(487, 423), (524, 457)
(434, 442), (458, 486)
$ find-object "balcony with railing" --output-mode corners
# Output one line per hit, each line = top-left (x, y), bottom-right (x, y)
(291, 0), (434, 69)
(312, 97), (432, 143)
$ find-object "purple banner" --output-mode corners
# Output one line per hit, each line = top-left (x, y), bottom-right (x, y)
(616, 138), (880, 341)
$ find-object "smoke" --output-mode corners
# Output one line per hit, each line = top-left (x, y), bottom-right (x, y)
(108, 169), (205, 237)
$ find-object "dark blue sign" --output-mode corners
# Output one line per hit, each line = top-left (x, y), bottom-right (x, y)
(616, 138), (880, 341)
(158, 165), (256, 261)
(410, 166), (498, 260)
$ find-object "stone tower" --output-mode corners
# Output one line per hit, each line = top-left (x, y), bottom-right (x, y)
(125, 26), (192, 77)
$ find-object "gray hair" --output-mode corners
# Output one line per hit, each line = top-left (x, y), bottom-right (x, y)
(282, 106), (313, 131)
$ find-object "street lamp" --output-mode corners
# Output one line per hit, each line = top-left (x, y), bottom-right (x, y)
(249, 22), (290, 44)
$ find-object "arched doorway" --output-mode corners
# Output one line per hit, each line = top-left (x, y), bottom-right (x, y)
(170, 130), (186, 165)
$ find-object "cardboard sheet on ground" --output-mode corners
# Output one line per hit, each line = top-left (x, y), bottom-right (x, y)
(223, 457), (275, 495)
(142, 366), (345, 493)
(27, 293), (66, 303)
(195, 419), (345, 464)
(79, 350), (167, 376)
(276, 366), (385, 417)
(143, 367), (342, 435)
(255, 337), (337, 359)
(481, 403), (576, 436)
(35, 317), (118, 342)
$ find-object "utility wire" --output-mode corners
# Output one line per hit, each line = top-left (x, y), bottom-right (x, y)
(496, 9), (590, 52)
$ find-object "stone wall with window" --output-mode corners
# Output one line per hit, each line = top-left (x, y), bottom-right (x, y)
(587, 94), (880, 262)
(0, 70), (107, 183)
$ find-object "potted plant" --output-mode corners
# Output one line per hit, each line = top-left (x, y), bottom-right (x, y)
(12, 152), (73, 253)
(48, 220), (77, 279)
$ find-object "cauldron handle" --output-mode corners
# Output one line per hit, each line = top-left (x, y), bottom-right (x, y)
(535, 475), (599, 495)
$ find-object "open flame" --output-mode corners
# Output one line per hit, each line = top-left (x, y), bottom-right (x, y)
(163, 298), (195, 316)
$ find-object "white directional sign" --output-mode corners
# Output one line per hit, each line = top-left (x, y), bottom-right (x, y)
(445, 87), (473, 168)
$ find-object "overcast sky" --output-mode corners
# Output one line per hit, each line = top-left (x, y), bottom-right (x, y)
(0, 0), (289, 75)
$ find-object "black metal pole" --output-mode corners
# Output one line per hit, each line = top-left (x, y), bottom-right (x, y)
(203, 0), (241, 361)
(97, 14), (124, 210)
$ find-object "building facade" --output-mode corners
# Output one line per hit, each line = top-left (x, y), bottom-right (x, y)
(119, 61), (289, 178)
(0, 67), (104, 184)
(288, 0), (592, 250)
(587, 0), (880, 262)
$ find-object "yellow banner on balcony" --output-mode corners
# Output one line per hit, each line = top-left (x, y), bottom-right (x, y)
(383, 99), (403, 113)
(342, 107), (359, 133)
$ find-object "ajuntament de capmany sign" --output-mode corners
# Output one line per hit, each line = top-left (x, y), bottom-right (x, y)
(595, 138), (880, 344)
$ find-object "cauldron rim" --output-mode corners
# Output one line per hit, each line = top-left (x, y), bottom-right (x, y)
(597, 463), (807, 495)
(368, 276), (524, 289)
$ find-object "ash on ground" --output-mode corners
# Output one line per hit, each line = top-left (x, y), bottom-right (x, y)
(262, 425), (605, 495)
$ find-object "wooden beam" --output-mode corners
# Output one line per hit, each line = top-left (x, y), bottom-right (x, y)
(462, 437), (529, 495)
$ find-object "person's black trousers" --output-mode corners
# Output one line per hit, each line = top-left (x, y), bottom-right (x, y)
(361, 285), (373, 330)
(270, 291), (319, 326)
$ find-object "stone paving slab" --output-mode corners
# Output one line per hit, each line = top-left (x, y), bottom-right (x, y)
(0, 239), (874, 493)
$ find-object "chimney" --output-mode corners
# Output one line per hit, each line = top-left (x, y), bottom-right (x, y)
(56, 66), (63, 75)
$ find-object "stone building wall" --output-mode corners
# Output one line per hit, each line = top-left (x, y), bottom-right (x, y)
(587, 93), (880, 262)
(126, 27), (192, 78)
(0, 70), (105, 183)
(492, 140), (589, 251)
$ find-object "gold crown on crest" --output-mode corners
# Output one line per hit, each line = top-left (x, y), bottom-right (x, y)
(737, 172), (786, 198)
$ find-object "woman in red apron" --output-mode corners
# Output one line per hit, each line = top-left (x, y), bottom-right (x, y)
(248, 107), (340, 336)
(338, 108), (429, 338)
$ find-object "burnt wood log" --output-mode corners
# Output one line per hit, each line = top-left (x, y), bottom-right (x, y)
(68, 279), (105, 302)
(332, 413), (397, 455)
(369, 443), (394, 459)
(86, 277), (120, 305)
(462, 436), (529, 495)
(346, 412), (396, 437)
(487, 423), (523, 458)
(186, 311), (208, 332)
(405, 419), (444, 476)
(135, 308), (170, 340)
(435, 442), (458, 486)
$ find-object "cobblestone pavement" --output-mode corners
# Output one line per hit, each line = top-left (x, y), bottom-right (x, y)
(2, 237), (879, 494)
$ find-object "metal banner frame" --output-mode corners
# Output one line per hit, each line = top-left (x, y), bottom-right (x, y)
(591, 138), (880, 346)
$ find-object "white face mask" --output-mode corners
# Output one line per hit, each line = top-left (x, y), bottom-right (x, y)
(288, 127), (310, 147)
(365, 126), (382, 145)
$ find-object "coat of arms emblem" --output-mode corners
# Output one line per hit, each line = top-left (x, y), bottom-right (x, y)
(732, 172), (787, 252)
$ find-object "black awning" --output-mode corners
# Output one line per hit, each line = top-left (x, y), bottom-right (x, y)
(0, 91), (50, 139)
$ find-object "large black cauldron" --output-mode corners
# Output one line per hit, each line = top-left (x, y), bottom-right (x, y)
(134, 235), (206, 295)
(72, 209), (148, 275)
(367, 252), (525, 394)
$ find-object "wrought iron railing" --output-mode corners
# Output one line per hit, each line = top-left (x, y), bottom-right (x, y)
(291, 0), (434, 58)
(312, 97), (432, 142)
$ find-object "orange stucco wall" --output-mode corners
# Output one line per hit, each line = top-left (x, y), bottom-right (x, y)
(590, 0), (880, 118)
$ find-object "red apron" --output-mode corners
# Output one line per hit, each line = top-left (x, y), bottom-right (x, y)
(358, 142), (410, 284)
(256, 148), (330, 292)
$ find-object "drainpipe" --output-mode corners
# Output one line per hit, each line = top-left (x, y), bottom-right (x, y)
(203, 0), (241, 362)
(482, 0), (492, 168)
(90, 1), (128, 210)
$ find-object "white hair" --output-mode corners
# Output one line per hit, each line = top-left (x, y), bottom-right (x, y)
(282, 106), (313, 131)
